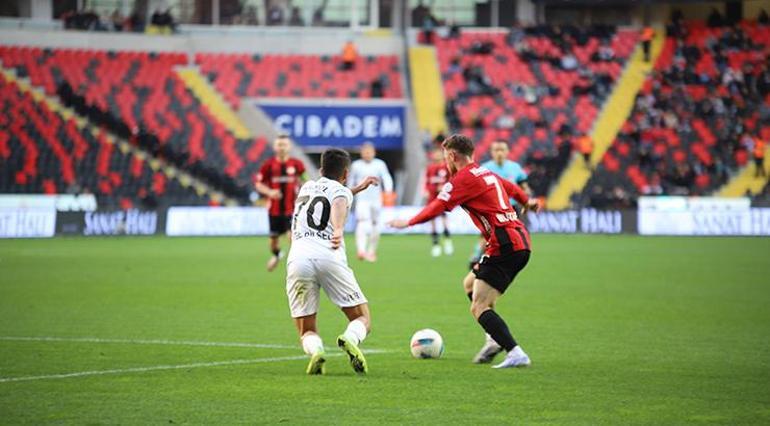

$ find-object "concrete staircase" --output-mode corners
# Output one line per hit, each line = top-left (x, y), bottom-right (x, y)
(716, 148), (770, 197)
(546, 29), (665, 210)
(408, 46), (447, 136)
(175, 66), (252, 139)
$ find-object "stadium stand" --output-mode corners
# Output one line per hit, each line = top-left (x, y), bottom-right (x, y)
(0, 45), (271, 201)
(0, 73), (208, 208)
(0, 45), (404, 204)
(195, 53), (403, 108)
(431, 25), (638, 197)
(582, 20), (770, 207)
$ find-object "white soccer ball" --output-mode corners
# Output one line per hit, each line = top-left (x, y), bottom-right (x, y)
(410, 329), (444, 359)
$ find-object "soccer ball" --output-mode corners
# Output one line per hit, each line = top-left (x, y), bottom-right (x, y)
(410, 329), (444, 359)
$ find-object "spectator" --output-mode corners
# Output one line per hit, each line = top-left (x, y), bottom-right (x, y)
(341, 41), (358, 71)
(128, 10), (144, 32)
(446, 57), (462, 76)
(577, 133), (593, 169)
(560, 51), (578, 70)
(759, 9), (769, 25)
(447, 20), (461, 39)
(370, 78), (384, 98)
(641, 26), (654, 62)
(506, 21), (525, 47)
(111, 9), (124, 31)
(755, 137), (767, 178)
(421, 11), (437, 45)
(289, 7), (303, 26)
(267, 5), (284, 25)
(707, 8), (724, 28)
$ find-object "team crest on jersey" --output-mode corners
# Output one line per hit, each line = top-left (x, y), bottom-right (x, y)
(438, 169), (447, 177)
(287, 166), (296, 175)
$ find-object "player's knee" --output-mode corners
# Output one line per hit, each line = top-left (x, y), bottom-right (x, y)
(469, 301), (490, 319)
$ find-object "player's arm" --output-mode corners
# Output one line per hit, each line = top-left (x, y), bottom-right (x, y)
(379, 161), (394, 193)
(406, 198), (448, 226)
(329, 196), (349, 250)
(390, 177), (473, 229)
(498, 175), (539, 213)
(255, 163), (281, 199)
(351, 176), (379, 195)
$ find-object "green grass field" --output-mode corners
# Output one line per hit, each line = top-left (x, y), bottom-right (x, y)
(1, 235), (769, 424)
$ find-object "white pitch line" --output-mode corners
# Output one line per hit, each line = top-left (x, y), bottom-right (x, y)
(0, 336), (390, 354)
(0, 354), (323, 383)
(0, 336), (297, 350)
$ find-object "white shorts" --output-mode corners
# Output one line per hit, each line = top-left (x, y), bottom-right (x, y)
(286, 258), (368, 318)
(355, 200), (382, 223)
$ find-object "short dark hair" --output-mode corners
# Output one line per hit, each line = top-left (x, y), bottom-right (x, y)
(321, 148), (351, 180)
(442, 134), (475, 157)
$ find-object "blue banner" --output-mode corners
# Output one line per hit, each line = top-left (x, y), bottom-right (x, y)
(258, 102), (405, 149)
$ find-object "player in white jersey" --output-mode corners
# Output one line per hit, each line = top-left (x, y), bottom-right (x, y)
(286, 148), (379, 375)
(348, 142), (394, 262)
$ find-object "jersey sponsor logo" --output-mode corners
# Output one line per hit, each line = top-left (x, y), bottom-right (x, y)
(495, 211), (519, 223)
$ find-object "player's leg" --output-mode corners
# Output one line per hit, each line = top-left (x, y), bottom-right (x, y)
(338, 303), (370, 374)
(354, 202), (371, 260)
(471, 250), (532, 369)
(286, 259), (325, 374)
(319, 261), (370, 373)
(267, 216), (289, 272)
(464, 269), (501, 364)
(293, 314), (326, 375)
(470, 279), (530, 368)
(365, 204), (381, 261)
(430, 219), (441, 257)
(441, 214), (453, 255)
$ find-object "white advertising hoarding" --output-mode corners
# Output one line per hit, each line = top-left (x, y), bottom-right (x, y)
(0, 208), (57, 238)
(638, 197), (770, 236)
(166, 207), (271, 236)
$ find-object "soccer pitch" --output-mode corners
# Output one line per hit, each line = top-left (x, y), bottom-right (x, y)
(1, 235), (769, 424)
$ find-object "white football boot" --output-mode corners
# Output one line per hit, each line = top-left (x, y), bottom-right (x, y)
(472, 334), (503, 364)
(492, 346), (531, 369)
(443, 239), (454, 255)
(431, 244), (442, 257)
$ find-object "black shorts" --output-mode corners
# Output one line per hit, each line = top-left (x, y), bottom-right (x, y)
(269, 215), (292, 236)
(473, 250), (530, 294)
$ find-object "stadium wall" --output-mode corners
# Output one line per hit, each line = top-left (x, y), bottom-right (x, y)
(4, 196), (770, 238)
(0, 26), (403, 56)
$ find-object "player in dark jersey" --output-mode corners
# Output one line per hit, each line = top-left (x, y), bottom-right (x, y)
(255, 135), (307, 272)
(390, 134), (540, 369)
(424, 147), (453, 257)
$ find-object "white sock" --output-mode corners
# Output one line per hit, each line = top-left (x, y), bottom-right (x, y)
(355, 221), (369, 254)
(301, 333), (324, 356)
(342, 319), (368, 346)
(367, 221), (380, 255)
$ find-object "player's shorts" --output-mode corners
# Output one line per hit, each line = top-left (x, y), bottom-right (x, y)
(286, 258), (368, 318)
(354, 200), (382, 223)
(473, 249), (530, 294)
(269, 215), (292, 236)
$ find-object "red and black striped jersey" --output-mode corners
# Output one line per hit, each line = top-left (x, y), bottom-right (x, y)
(255, 157), (306, 217)
(409, 163), (531, 256)
(424, 163), (450, 200)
